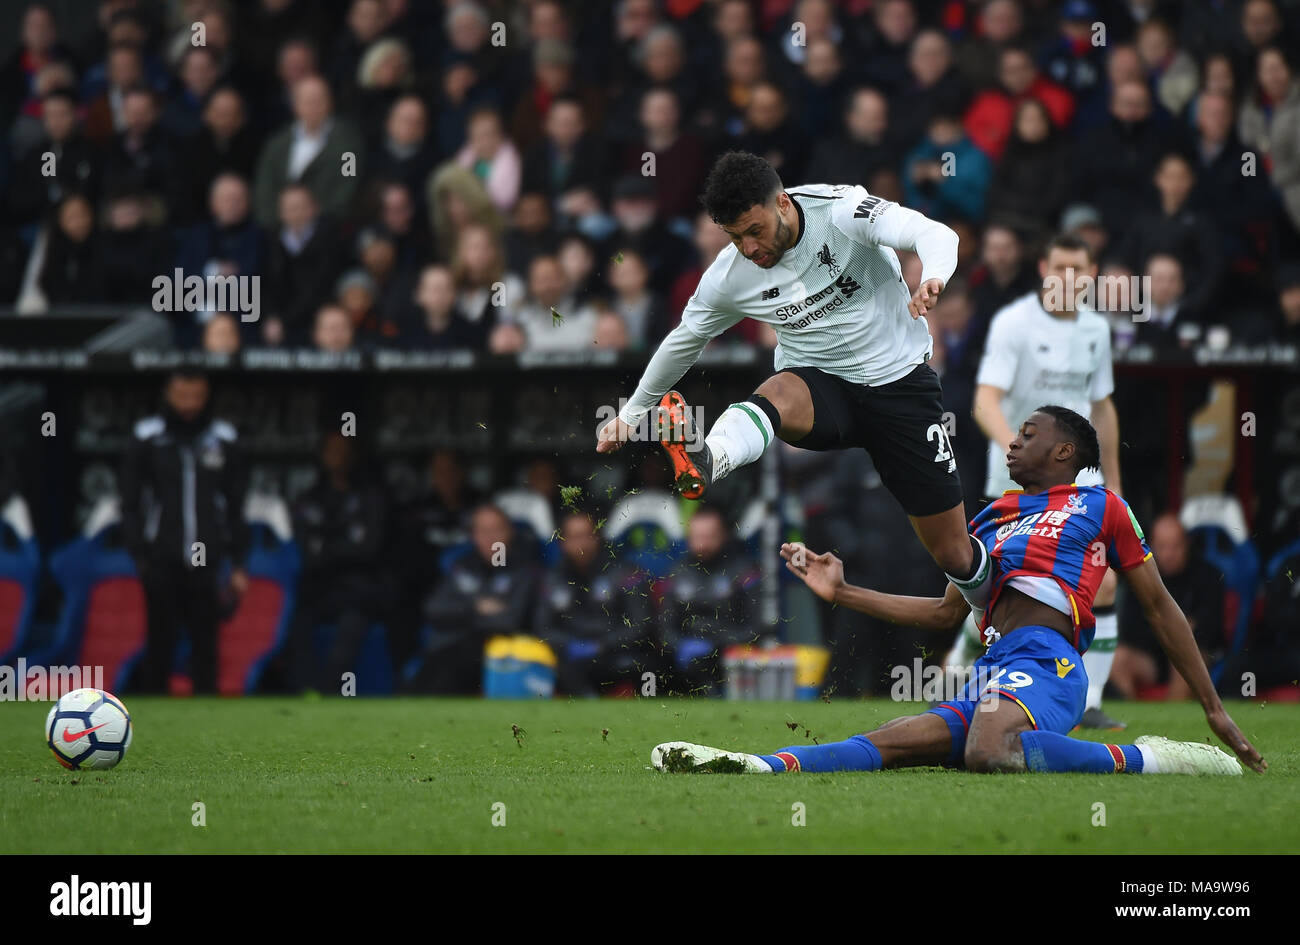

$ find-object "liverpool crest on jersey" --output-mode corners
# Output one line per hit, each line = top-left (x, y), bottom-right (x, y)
(816, 242), (840, 276)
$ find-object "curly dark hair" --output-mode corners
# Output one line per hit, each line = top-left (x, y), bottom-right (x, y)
(1034, 405), (1101, 474)
(700, 151), (783, 225)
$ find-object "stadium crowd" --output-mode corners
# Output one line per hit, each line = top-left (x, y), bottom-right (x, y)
(2, 0), (1299, 699)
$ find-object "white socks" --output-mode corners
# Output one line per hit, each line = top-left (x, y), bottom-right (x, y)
(1136, 741), (1160, 774)
(704, 402), (774, 483)
(1084, 610), (1118, 711)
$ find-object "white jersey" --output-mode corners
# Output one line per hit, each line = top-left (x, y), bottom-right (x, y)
(618, 184), (958, 424)
(977, 291), (1114, 496)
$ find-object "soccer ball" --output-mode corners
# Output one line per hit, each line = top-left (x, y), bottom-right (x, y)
(45, 688), (133, 770)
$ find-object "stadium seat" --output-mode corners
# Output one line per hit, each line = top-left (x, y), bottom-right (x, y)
(1182, 508), (1260, 687)
(0, 494), (40, 664)
(607, 490), (684, 577)
(493, 488), (556, 562)
(45, 516), (146, 695)
(217, 495), (300, 695)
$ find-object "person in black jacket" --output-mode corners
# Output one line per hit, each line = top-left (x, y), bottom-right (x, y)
(285, 431), (393, 693)
(534, 511), (655, 695)
(411, 503), (541, 694)
(657, 504), (764, 695)
(119, 370), (249, 694)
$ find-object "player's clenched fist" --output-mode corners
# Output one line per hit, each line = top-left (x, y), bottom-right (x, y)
(596, 415), (633, 453)
(908, 278), (944, 318)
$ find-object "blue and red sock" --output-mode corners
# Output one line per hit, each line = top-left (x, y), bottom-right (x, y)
(759, 735), (883, 773)
(1019, 731), (1144, 773)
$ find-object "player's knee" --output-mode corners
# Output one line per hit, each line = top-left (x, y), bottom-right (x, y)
(964, 736), (1025, 773)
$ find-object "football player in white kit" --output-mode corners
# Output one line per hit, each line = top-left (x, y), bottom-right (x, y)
(596, 151), (996, 617)
(956, 233), (1127, 729)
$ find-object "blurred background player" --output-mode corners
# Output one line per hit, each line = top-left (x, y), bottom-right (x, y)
(954, 233), (1126, 729)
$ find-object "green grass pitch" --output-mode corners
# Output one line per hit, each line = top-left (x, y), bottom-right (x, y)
(2, 697), (1295, 853)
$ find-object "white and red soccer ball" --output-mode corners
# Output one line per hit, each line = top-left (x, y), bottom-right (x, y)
(45, 688), (133, 770)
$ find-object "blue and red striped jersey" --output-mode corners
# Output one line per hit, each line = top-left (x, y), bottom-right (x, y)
(969, 484), (1152, 652)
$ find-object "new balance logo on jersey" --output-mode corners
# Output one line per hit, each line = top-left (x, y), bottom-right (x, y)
(817, 243), (841, 276)
(761, 287), (780, 300)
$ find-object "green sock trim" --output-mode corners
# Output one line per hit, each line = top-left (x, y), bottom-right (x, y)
(730, 402), (770, 449)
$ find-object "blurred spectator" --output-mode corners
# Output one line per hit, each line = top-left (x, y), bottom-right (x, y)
(175, 85), (257, 224)
(967, 222), (1036, 352)
(263, 183), (345, 344)
(732, 81), (806, 183)
(37, 193), (106, 305)
(602, 174), (693, 294)
(312, 303), (356, 352)
(0, 3), (71, 132)
(858, 0), (916, 95)
(120, 370), (248, 694)
(368, 94), (440, 206)
(534, 510), (654, 696)
(791, 36), (852, 141)
(335, 267), (389, 344)
(1240, 46), (1300, 233)
(955, 0), (1024, 91)
(1132, 253), (1193, 349)
(252, 75), (365, 228)
(368, 179), (431, 274)
(985, 98), (1067, 236)
(512, 253), (597, 352)
(450, 220), (523, 328)
(520, 93), (607, 208)
(606, 246), (665, 349)
(414, 503), (541, 693)
(657, 504), (762, 695)
(1189, 89), (1276, 289)
(1113, 513), (1226, 701)
(1136, 17), (1199, 118)
(202, 312), (242, 354)
(354, 225), (413, 334)
(510, 39), (604, 154)
(487, 320), (526, 354)
(99, 188), (168, 305)
(903, 112), (991, 223)
(163, 45), (222, 139)
(1116, 152), (1222, 321)
(964, 45), (1074, 161)
(83, 41), (146, 146)
(504, 191), (556, 274)
(697, 34), (767, 138)
(287, 431), (393, 692)
(805, 87), (899, 188)
(1238, 0), (1287, 60)
(174, 173), (265, 323)
(427, 161), (503, 260)
(456, 106), (522, 213)
(889, 28), (969, 152)
(622, 86), (710, 222)
(102, 86), (178, 212)
(558, 232), (604, 305)
(1038, 1), (1108, 108)
(592, 304), (631, 350)
(1073, 79), (1172, 235)
(8, 88), (100, 226)
(352, 38), (416, 146)
(405, 263), (485, 349)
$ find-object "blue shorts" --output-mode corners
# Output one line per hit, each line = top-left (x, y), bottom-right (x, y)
(924, 627), (1088, 766)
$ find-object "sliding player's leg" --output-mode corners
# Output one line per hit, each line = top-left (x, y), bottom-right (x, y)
(973, 628), (1242, 775)
(651, 712), (953, 773)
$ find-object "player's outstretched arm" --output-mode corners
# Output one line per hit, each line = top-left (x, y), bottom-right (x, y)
(780, 542), (970, 631)
(1125, 559), (1267, 773)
